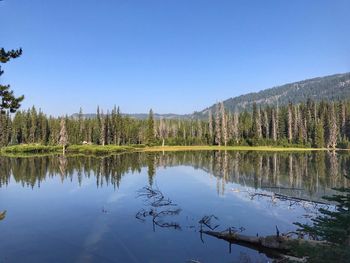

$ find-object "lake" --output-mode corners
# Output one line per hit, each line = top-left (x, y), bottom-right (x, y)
(0, 151), (349, 263)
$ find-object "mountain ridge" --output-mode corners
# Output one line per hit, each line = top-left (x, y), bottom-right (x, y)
(194, 72), (350, 117)
(73, 72), (350, 119)
(71, 112), (191, 120)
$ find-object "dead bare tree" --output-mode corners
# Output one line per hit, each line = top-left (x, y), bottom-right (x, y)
(59, 117), (68, 154)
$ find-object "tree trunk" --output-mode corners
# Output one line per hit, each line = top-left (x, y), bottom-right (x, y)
(202, 230), (327, 253)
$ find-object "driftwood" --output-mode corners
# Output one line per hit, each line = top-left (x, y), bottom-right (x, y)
(0, 210), (6, 221)
(202, 229), (327, 261)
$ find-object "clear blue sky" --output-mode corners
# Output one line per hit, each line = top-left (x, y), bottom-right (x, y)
(2, 0), (350, 116)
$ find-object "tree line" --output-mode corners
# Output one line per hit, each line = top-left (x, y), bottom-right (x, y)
(1, 48), (349, 149)
(0, 99), (350, 148)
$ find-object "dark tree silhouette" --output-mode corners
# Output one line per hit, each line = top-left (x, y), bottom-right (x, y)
(0, 48), (24, 113)
(294, 186), (350, 262)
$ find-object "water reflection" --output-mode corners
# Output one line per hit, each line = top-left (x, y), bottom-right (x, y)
(1, 151), (349, 200)
(1, 151), (349, 263)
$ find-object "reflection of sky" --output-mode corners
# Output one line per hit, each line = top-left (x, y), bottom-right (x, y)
(0, 159), (323, 263)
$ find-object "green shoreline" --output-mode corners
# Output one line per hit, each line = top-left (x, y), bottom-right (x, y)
(0, 144), (337, 157)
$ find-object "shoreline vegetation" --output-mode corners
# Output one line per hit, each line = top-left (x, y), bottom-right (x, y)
(2, 100), (350, 153)
(0, 144), (338, 156)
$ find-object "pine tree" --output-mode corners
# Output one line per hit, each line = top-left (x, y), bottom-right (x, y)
(111, 106), (117, 145)
(275, 102), (280, 139)
(78, 107), (84, 143)
(39, 111), (49, 144)
(105, 111), (112, 145)
(287, 103), (293, 143)
(29, 106), (37, 143)
(0, 48), (24, 114)
(197, 119), (203, 141)
(10, 111), (21, 144)
(315, 120), (325, 148)
(293, 105), (299, 142)
(146, 109), (155, 145)
(36, 109), (44, 143)
(100, 110), (106, 146)
(326, 103), (338, 148)
(116, 107), (122, 145)
(339, 101), (346, 135)
(95, 106), (102, 144)
(0, 113), (11, 146)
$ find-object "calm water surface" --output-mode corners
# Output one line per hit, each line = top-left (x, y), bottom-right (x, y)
(0, 151), (349, 263)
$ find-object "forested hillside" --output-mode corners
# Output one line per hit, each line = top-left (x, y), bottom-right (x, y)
(195, 72), (350, 117)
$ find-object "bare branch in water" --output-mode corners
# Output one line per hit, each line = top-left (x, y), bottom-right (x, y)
(0, 210), (6, 221)
(199, 215), (220, 230)
(136, 186), (182, 230)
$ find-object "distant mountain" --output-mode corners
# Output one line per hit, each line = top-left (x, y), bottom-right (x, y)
(71, 112), (191, 120)
(194, 72), (350, 118)
(73, 72), (350, 120)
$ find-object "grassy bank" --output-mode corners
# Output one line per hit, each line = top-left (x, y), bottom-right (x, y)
(0, 144), (330, 156)
(0, 144), (144, 155)
(0, 144), (63, 154)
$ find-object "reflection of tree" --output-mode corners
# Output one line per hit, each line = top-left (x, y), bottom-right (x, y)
(328, 151), (339, 186)
(0, 153), (146, 189)
(58, 155), (67, 182)
(146, 153), (155, 186)
(136, 186), (181, 231)
(294, 186), (350, 262)
(0, 152), (349, 198)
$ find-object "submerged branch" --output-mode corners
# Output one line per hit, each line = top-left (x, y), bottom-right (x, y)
(0, 210), (6, 221)
(136, 186), (182, 230)
(199, 215), (219, 230)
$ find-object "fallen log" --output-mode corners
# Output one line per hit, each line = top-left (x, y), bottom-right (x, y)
(202, 230), (326, 251)
(201, 229), (328, 262)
